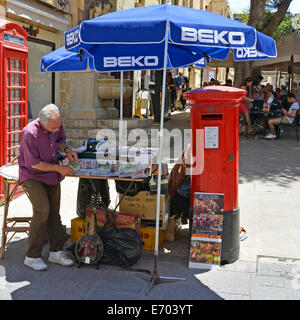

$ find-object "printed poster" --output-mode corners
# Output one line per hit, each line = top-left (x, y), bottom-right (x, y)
(189, 238), (222, 269)
(189, 192), (224, 270)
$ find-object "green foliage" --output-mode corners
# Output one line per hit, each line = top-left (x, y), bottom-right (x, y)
(234, 12), (249, 24)
(272, 15), (293, 39)
(233, 2), (299, 40)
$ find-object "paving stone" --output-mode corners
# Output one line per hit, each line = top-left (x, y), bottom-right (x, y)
(195, 270), (251, 296)
(286, 279), (300, 300)
(0, 289), (13, 300)
(250, 274), (287, 300)
(256, 275), (286, 288)
(219, 293), (250, 300)
(251, 285), (287, 300)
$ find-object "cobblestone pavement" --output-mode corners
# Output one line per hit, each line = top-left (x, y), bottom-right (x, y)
(1, 111), (300, 300)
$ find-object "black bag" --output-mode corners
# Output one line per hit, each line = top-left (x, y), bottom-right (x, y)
(68, 212), (143, 268)
(269, 99), (282, 117)
(96, 227), (143, 267)
(149, 176), (168, 195)
(115, 180), (149, 196)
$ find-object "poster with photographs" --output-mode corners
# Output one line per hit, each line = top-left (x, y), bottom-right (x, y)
(191, 212), (223, 238)
(192, 192), (224, 238)
(189, 238), (222, 269)
(189, 192), (224, 269)
(193, 192), (224, 215)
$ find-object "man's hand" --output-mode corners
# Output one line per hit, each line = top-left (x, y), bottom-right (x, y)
(65, 149), (78, 162)
(281, 108), (287, 115)
(57, 165), (75, 177)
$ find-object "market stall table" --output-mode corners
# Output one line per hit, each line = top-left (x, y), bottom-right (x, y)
(0, 160), (148, 259)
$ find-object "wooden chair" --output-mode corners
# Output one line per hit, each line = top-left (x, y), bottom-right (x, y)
(0, 156), (32, 258)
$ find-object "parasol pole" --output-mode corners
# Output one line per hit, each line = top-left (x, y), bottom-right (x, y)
(120, 71), (124, 121)
(146, 18), (185, 295)
(119, 71), (124, 146)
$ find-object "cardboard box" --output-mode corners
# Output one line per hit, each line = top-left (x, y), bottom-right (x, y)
(140, 227), (164, 251)
(119, 191), (169, 230)
(164, 216), (182, 242)
(71, 217), (85, 242)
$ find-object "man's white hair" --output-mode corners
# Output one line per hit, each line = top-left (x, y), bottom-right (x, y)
(38, 104), (61, 125)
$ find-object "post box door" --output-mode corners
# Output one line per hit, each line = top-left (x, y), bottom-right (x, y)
(3, 49), (28, 164)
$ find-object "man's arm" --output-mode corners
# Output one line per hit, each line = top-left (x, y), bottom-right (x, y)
(282, 108), (297, 118)
(32, 162), (75, 177)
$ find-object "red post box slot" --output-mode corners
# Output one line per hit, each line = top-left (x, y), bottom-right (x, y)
(201, 114), (223, 121)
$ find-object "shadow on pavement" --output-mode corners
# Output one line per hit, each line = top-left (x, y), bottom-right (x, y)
(0, 228), (223, 300)
(239, 136), (300, 187)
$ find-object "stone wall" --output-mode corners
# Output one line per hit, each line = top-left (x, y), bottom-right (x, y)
(59, 72), (72, 127)
(0, 0), (6, 18)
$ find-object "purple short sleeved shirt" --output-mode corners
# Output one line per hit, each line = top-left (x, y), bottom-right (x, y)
(18, 118), (66, 185)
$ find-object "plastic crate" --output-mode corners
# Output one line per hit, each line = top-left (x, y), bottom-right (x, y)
(71, 217), (86, 242)
(140, 227), (164, 251)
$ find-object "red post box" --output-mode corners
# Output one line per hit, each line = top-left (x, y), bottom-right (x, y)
(184, 86), (246, 264)
(0, 19), (28, 199)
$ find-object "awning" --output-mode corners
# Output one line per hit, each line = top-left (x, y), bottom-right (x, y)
(252, 32), (300, 72)
(6, 0), (70, 31)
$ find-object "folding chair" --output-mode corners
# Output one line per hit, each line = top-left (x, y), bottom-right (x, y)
(276, 109), (300, 141)
(0, 157), (32, 258)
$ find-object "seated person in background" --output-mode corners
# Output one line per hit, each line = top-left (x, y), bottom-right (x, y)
(224, 79), (233, 86)
(266, 84), (276, 98)
(275, 88), (282, 100)
(262, 86), (274, 108)
(265, 93), (300, 139)
(209, 78), (215, 86)
(280, 85), (288, 95)
(292, 82), (300, 105)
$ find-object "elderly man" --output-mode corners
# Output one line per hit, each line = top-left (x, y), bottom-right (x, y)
(18, 104), (78, 271)
(265, 93), (300, 139)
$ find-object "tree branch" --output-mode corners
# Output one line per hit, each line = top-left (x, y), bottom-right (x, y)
(248, 0), (267, 29)
(262, 0), (293, 35)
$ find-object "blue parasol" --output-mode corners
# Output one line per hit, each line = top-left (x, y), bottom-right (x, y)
(40, 46), (95, 72)
(64, 4), (276, 71)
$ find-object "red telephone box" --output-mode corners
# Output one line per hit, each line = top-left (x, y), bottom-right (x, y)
(0, 19), (28, 198)
(184, 86), (246, 264)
